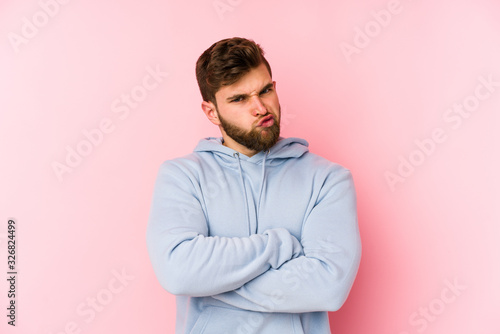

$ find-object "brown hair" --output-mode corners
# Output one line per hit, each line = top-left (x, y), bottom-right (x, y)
(196, 37), (272, 107)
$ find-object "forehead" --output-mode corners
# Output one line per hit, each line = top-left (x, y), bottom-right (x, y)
(215, 63), (272, 99)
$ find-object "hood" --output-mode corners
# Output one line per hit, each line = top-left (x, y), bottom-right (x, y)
(193, 137), (310, 235)
(193, 137), (309, 166)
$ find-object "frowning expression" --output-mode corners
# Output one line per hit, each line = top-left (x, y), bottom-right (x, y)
(203, 63), (281, 156)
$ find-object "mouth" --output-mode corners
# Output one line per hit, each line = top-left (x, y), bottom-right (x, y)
(257, 115), (274, 127)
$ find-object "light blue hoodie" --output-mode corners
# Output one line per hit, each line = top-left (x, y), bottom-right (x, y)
(147, 137), (361, 334)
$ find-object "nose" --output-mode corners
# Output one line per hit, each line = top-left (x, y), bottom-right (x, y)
(250, 96), (267, 116)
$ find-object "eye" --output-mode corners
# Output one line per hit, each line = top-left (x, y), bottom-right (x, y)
(260, 88), (272, 95)
(231, 96), (244, 103)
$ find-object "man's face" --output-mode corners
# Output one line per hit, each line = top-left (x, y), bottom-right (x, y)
(212, 63), (281, 155)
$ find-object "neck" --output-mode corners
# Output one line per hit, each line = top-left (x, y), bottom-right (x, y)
(222, 137), (259, 157)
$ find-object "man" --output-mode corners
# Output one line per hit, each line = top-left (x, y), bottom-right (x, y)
(146, 37), (361, 334)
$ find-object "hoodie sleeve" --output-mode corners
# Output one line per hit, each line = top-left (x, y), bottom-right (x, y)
(146, 161), (303, 297)
(211, 168), (361, 312)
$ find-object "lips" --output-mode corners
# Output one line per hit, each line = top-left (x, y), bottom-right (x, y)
(257, 115), (274, 127)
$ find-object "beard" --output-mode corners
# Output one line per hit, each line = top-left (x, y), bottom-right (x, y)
(217, 106), (281, 152)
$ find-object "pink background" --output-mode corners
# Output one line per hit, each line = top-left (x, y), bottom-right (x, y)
(1, 0), (499, 333)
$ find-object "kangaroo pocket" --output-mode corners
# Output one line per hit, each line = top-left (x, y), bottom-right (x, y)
(188, 306), (302, 334)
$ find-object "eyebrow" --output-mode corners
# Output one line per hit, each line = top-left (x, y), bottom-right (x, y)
(225, 82), (274, 102)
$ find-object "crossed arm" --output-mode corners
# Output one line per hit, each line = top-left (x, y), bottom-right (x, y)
(211, 168), (361, 312)
(146, 161), (361, 312)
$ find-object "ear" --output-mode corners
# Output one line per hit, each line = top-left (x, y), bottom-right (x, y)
(201, 100), (221, 126)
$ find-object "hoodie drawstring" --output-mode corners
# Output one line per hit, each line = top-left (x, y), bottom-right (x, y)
(256, 150), (268, 219)
(234, 151), (269, 235)
(234, 152), (252, 235)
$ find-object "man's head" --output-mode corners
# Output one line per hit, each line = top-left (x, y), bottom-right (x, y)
(196, 37), (281, 156)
